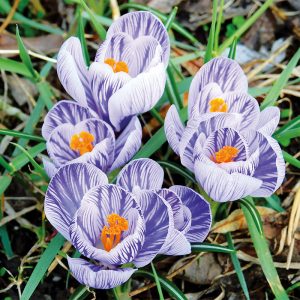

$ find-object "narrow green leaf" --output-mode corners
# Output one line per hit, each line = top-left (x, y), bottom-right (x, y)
(0, 174), (12, 195)
(69, 285), (89, 300)
(213, 0), (224, 52)
(77, 9), (90, 66)
(134, 270), (187, 300)
(20, 234), (65, 300)
(239, 198), (263, 235)
(218, 0), (274, 54)
(37, 81), (54, 110)
(283, 150), (300, 169)
(150, 108), (164, 125)
(0, 129), (45, 142)
(286, 281), (300, 293)
(0, 58), (33, 78)
(0, 226), (14, 259)
(228, 38), (237, 59)
(204, 0), (218, 62)
(265, 195), (285, 213)
(119, 3), (199, 46)
(157, 161), (196, 183)
(0, 157), (14, 173)
(151, 263), (165, 300)
(261, 48), (300, 109)
(16, 26), (37, 79)
(242, 197), (289, 300)
(191, 243), (235, 254)
(166, 67), (183, 110)
(226, 233), (250, 300)
(164, 7), (178, 31)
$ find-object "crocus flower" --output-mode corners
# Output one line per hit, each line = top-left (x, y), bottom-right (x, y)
(45, 162), (177, 289)
(187, 57), (280, 135)
(57, 11), (170, 131)
(42, 100), (141, 178)
(116, 158), (212, 256)
(165, 112), (285, 202)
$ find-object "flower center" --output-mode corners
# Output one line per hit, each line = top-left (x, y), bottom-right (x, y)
(101, 213), (128, 252)
(209, 98), (228, 112)
(70, 131), (94, 156)
(104, 58), (129, 73)
(214, 146), (239, 163)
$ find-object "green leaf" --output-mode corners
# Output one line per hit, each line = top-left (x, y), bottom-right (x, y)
(239, 198), (263, 235)
(226, 233), (250, 300)
(0, 58), (33, 78)
(283, 150), (300, 169)
(164, 7), (178, 31)
(77, 9), (90, 66)
(265, 195), (285, 213)
(218, 0), (274, 54)
(204, 0), (218, 62)
(16, 26), (37, 79)
(228, 38), (237, 59)
(134, 270), (187, 300)
(0, 226), (14, 259)
(157, 161), (196, 183)
(20, 234), (66, 300)
(191, 243), (235, 254)
(151, 263), (165, 300)
(260, 48), (300, 110)
(213, 0), (224, 52)
(37, 81), (54, 110)
(242, 197), (289, 300)
(166, 67), (183, 110)
(0, 129), (45, 142)
(69, 285), (90, 300)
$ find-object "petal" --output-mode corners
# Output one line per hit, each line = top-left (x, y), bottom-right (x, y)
(188, 57), (248, 106)
(108, 62), (166, 131)
(67, 257), (136, 289)
(189, 82), (223, 118)
(256, 106), (280, 136)
(164, 105), (185, 155)
(243, 131), (285, 196)
(89, 62), (130, 123)
(97, 11), (170, 67)
(69, 184), (145, 265)
(133, 191), (172, 267)
(44, 163), (108, 240)
(170, 186), (211, 243)
(57, 37), (91, 106)
(203, 127), (249, 162)
(117, 158), (164, 192)
(42, 156), (58, 178)
(42, 100), (90, 140)
(111, 117), (142, 171)
(194, 159), (262, 202)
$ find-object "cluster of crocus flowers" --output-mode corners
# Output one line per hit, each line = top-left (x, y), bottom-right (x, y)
(45, 159), (211, 289)
(42, 11), (170, 177)
(165, 57), (285, 202)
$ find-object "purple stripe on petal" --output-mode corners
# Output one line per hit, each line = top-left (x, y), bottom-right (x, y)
(188, 57), (248, 106)
(44, 163), (108, 240)
(42, 100), (90, 140)
(108, 61), (166, 131)
(194, 160), (262, 202)
(98, 11), (170, 67)
(164, 105), (185, 155)
(42, 156), (58, 178)
(170, 186), (211, 243)
(111, 117), (142, 171)
(133, 191), (171, 267)
(89, 62), (130, 122)
(67, 257), (136, 289)
(69, 184), (145, 265)
(117, 158), (164, 192)
(257, 106), (280, 136)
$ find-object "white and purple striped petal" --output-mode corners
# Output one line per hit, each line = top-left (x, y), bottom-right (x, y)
(67, 257), (136, 289)
(44, 163), (108, 240)
(256, 106), (280, 136)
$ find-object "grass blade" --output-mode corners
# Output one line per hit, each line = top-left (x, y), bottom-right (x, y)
(0, 58), (33, 78)
(134, 270), (187, 300)
(0, 129), (45, 142)
(77, 8), (90, 66)
(242, 197), (289, 300)
(164, 7), (178, 31)
(20, 234), (65, 300)
(191, 243), (235, 254)
(283, 150), (300, 169)
(151, 263), (165, 300)
(260, 48), (300, 110)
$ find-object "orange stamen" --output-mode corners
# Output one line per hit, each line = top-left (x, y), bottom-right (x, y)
(214, 146), (239, 163)
(70, 131), (94, 156)
(209, 98), (228, 112)
(104, 58), (129, 73)
(101, 214), (128, 252)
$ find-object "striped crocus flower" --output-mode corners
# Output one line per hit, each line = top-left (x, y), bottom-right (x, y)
(187, 57), (280, 135)
(45, 160), (209, 289)
(116, 158), (212, 258)
(41, 101), (141, 178)
(57, 11), (170, 131)
(165, 112), (285, 202)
